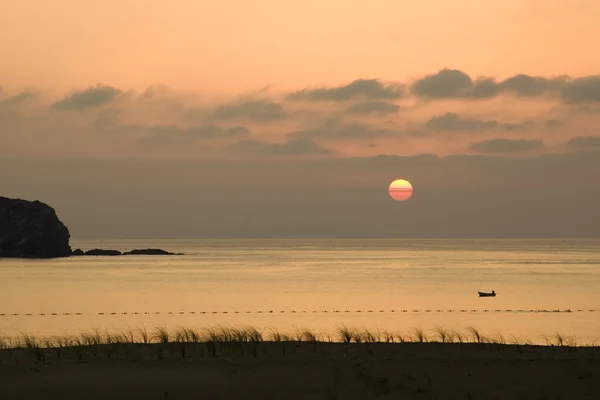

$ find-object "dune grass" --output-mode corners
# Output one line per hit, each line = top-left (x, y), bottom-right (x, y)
(0, 325), (597, 353)
(1, 325), (598, 367)
(413, 327), (427, 343)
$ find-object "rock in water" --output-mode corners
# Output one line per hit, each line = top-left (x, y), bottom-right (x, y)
(0, 196), (71, 258)
(84, 249), (122, 256)
(123, 248), (177, 255)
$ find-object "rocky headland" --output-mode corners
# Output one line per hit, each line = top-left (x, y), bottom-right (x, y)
(0, 196), (71, 258)
(0, 197), (180, 258)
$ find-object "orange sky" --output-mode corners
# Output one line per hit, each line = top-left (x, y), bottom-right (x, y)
(1, 0), (599, 93)
(1, 0), (600, 238)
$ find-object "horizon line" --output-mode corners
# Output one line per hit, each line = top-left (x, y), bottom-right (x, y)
(68, 237), (600, 241)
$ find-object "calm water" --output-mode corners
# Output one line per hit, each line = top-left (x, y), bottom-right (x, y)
(1, 239), (600, 343)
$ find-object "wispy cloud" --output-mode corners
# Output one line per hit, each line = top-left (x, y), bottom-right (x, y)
(425, 113), (531, 132)
(228, 137), (334, 156)
(344, 101), (401, 115)
(1, 92), (37, 107)
(567, 136), (600, 149)
(287, 79), (403, 101)
(139, 124), (251, 146)
(211, 100), (286, 121)
(51, 85), (122, 110)
(470, 138), (544, 154)
(287, 122), (400, 141)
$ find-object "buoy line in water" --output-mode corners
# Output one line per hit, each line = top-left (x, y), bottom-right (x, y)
(0, 309), (595, 317)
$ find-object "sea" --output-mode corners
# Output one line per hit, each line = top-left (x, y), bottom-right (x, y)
(1, 239), (599, 344)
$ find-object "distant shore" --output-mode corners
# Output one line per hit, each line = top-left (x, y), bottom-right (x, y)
(1, 326), (599, 399)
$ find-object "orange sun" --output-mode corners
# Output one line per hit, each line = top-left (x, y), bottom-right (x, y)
(388, 179), (413, 201)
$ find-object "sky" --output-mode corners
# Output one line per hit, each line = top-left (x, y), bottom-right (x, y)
(1, 0), (600, 238)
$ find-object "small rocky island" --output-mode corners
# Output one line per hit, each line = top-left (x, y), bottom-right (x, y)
(71, 248), (180, 256)
(0, 196), (181, 258)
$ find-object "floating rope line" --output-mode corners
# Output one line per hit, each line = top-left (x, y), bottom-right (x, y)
(0, 309), (595, 317)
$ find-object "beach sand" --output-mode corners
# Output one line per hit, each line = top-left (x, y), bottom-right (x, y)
(1, 342), (599, 399)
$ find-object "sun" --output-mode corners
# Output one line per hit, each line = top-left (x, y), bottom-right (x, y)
(388, 179), (413, 201)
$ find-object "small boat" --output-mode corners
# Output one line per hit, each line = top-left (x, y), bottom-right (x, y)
(478, 290), (496, 297)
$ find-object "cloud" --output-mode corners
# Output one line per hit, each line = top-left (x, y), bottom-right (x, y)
(499, 74), (566, 97)
(229, 138), (334, 156)
(425, 113), (530, 132)
(410, 69), (584, 100)
(288, 122), (397, 141)
(51, 85), (122, 110)
(545, 119), (563, 128)
(285, 112), (534, 144)
(0, 92), (37, 107)
(287, 79), (403, 101)
(212, 100), (286, 121)
(567, 136), (600, 149)
(162, 124), (249, 138)
(470, 138), (544, 154)
(1, 75), (595, 161)
(0, 92), (38, 120)
(344, 101), (400, 115)
(561, 76), (600, 103)
(92, 109), (121, 130)
(264, 138), (334, 155)
(411, 69), (474, 98)
(426, 113), (497, 131)
(140, 124), (250, 146)
(226, 139), (265, 151)
(469, 78), (501, 98)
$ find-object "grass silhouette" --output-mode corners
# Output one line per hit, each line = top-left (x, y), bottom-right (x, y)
(1, 325), (598, 355)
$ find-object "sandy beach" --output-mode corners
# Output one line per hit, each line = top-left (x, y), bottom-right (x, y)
(1, 341), (599, 399)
